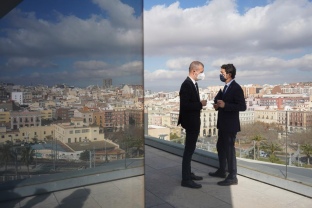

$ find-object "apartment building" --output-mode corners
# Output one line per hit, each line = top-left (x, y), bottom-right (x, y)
(54, 117), (103, 144)
(0, 125), (54, 144)
(74, 107), (95, 126)
(255, 110), (278, 124)
(41, 109), (53, 120)
(0, 110), (10, 126)
(10, 111), (41, 130)
(170, 111), (179, 127)
(200, 109), (218, 137)
(11, 92), (23, 105)
(239, 111), (255, 125)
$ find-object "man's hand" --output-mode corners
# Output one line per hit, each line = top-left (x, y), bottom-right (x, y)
(201, 100), (207, 106)
(213, 103), (219, 110)
(217, 100), (225, 108)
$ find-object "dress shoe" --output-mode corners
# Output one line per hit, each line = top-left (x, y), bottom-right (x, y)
(217, 178), (238, 186)
(191, 172), (203, 181)
(208, 170), (226, 178)
(181, 180), (202, 189)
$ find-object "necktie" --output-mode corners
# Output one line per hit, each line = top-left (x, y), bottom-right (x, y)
(223, 85), (228, 97)
(195, 82), (199, 93)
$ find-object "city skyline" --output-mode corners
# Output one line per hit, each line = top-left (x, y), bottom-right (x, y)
(144, 0), (312, 92)
(0, 0), (143, 88)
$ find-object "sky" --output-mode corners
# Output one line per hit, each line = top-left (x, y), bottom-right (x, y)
(0, 0), (143, 88)
(1, 0), (312, 92)
(144, 0), (312, 92)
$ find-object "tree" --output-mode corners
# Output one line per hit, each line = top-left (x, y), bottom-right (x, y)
(0, 144), (12, 172)
(119, 125), (144, 158)
(20, 146), (35, 177)
(80, 150), (90, 161)
(301, 144), (312, 165)
(261, 141), (282, 163)
(251, 134), (265, 160)
(170, 133), (179, 140)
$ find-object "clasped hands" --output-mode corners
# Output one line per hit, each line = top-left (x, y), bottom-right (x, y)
(213, 100), (225, 109)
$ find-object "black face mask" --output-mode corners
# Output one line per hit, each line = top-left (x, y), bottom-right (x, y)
(219, 74), (226, 82)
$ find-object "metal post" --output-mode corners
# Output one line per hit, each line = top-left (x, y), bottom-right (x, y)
(53, 136), (56, 171)
(253, 140), (256, 160)
(93, 147), (95, 167)
(285, 110), (288, 178)
(89, 150), (92, 168)
(298, 143), (300, 166)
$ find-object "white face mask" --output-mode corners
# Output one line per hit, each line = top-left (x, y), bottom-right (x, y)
(197, 72), (205, 80)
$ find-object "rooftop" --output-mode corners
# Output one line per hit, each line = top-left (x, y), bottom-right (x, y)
(0, 144), (310, 207)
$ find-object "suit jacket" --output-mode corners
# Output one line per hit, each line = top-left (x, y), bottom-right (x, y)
(177, 77), (202, 132)
(214, 80), (246, 133)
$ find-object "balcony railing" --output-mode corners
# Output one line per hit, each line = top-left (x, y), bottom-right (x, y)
(0, 138), (144, 201)
(145, 135), (312, 198)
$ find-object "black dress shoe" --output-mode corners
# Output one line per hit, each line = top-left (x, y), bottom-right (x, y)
(191, 172), (203, 181)
(217, 178), (238, 186)
(208, 170), (226, 178)
(181, 180), (202, 189)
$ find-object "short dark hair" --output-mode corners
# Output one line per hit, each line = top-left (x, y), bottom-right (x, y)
(189, 61), (204, 72)
(221, 63), (236, 79)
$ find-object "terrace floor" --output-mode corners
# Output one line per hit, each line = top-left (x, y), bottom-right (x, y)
(0, 145), (311, 208)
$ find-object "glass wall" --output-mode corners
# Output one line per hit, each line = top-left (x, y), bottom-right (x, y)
(145, 104), (312, 189)
(0, 0), (144, 191)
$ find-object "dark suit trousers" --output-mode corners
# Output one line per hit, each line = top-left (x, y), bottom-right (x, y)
(182, 130), (199, 180)
(216, 130), (237, 178)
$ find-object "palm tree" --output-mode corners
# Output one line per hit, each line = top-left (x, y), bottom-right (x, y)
(261, 141), (282, 163)
(301, 144), (312, 165)
(251, 134), (265, 160)
(20, 146), (35, 177)
(0, 144), (12, 172)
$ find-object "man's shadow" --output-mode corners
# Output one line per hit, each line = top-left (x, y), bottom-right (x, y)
(58, 188), (91, 208)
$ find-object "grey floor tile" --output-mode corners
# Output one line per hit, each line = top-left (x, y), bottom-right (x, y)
(19, 193), (57, 208)
(53, 187), (90, 202)
(0, 200), (21, 208)
(145, 190), (166, 208)
(58, 197), (100, 208)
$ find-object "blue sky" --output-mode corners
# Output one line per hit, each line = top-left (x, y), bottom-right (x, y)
(144, 0), (312, 92)
(0, 0), (143, 87)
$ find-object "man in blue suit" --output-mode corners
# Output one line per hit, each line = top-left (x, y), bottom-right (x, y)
(209, 64), (246, 186)
(178, 61), (207, 189)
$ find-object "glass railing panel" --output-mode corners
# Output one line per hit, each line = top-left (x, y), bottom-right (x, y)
(145, 109), (312, 189)
(0, 0), (144, 192)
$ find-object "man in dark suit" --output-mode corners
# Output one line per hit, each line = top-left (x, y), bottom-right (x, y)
(209, 64), (246, 186)
(178, 61), (207, 189)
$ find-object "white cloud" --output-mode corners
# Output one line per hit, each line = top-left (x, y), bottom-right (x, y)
(0, 0), (143, 59)
(144, 0), (312, 91)
(74, 60), (109, 70)
(73, 60), (142, 78)
(4, 57), (57, 70)
(92, 0), (141, 28)
(165, 57), (195, 70)
(144, 0), (312, 57)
